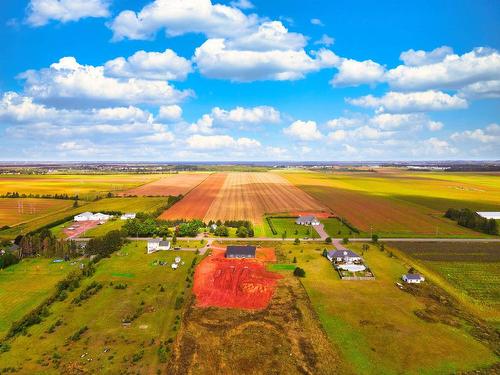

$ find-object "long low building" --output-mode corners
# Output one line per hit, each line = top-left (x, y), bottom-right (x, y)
(225, 245), (256, 259)
(476, 212), (500, 220)
(74, 212), (111, 222)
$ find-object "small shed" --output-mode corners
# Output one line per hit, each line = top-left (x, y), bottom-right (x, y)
(225, 245), (256, 259)
(121, 213), (136, 220)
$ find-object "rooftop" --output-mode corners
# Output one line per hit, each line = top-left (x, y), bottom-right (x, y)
(226, 245), (256, 257)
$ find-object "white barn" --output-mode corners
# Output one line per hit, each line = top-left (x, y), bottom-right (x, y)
(147, 239), (171, 254)
(296, 215), (320, 226)
(121, 213), (136, 220)
(476, 212), (500, 220)
(402, 274), (425, 284)
(74, 212), (111, 222)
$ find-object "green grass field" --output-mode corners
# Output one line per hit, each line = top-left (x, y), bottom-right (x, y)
(280, 170), (500, 238)
(0, 242), (197, 373)
(0, 258), (76, 337)
(263, 217), (320, 238)
(274, 241), (498, 375)
(0, 197), (168, 240)
(321, 218), (354, 237)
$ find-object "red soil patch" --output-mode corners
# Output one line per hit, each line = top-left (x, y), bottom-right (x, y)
(118, 173), (208, 197)
(193, 248), (282, 310)
(63, 221), (99, 239)
(159, 173), (227, 220)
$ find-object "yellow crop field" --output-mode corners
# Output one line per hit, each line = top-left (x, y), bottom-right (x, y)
(0, 198), (74, 227)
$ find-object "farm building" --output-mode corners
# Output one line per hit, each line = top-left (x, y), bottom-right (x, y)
(147, 239), (171, 254)
(74, 212), (111, 222)
(120, 213), (136, 220)
(225, 245), (256, 259)
(476, 212), (500, 220)
(402, 273), (425, 283)
(327, 250), (362, 263)
(296, 215), (320, 226)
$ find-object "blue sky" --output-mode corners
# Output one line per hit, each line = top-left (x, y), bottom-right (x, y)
(0, 0), (499, 161)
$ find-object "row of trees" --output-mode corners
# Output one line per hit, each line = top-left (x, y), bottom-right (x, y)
(445, 208), (498, 235)
(17, 229), (81, 259)
(1, 192), (80, 200)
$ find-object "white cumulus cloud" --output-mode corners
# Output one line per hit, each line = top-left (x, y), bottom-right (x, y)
(211, 105), (280, 124)
(186, 134), (260, 150)
(104, 49), (192, 81)
(26, 0), (110, 26)
(283, 120), (323, 141)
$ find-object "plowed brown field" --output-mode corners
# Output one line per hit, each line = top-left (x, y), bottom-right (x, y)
(159, 173), (227, 220)
(203, 172), (327, 222)
(119, 173), (209, 197)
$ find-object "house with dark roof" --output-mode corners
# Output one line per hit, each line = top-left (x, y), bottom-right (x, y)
(402, 273), (425, 283)
(295, 215), (320, 226)
(225, 245), (256, 258)
(327, 249), (362, 263)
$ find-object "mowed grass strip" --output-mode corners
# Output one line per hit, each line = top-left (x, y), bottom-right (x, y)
(0, 198), (75, 227)
(0, 242), (196, 373)
(0, 258), (75, 336)
(264, 217), (320, 238)
(277, 242), (497, 374)
(280, 170), (498, 237)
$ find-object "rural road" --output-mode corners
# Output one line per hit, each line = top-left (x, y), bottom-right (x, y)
(72, 236), (500, 243)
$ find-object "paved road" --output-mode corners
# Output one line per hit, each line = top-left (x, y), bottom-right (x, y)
(313, 224), (329, 241)
(73, 236), (500, 243)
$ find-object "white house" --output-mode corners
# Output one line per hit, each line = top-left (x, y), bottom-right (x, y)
(121, 213), (136, 220)
(402, 274), (425, 283)
(327, 250), (362, 263)
(476, 212), (500, 220)
(147, 239), (171, 254)
(296, 215), (320, 226)
(74, 212), (111, 222)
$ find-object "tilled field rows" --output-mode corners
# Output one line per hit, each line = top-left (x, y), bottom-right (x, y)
(160, 172), (327, 223)
(204, 172), (327, 222)
(120, 173), (209, 197)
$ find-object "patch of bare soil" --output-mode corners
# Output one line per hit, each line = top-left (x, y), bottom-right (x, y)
(166, 276), (350, 375)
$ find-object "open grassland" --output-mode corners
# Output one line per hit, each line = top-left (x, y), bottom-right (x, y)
(119, 173), (209, 197)
(0, 197), (167, 239)
(0, 174), (162, 201)
(0, 258), (75, 337)
(390, 242), (500, 310)
(168, 266), (351, 374)
(321, 218), (356, 237)
(160, 173), (227, 220)
(276, 241), (498, 375)
(0, 198), (74, 227)
(263, 217), (320, 238)
(280, 170), (500, 237)
(0, 242), (196, 374)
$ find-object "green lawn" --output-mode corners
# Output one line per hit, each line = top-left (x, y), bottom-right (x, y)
(321, 217), (355, 237)
(277, 242), (498, 375)
(84, 219), (125, 237)
(0, 258), (76, 337)
(263, 217), (320, 238)
(0, 242), (197, 373)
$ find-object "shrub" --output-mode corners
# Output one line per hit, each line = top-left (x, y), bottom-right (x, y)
(69, 326), (88, 341)
(325, 237), (332, 244)
(293, 267), (306, 277)
(342, 237), (349, 244)
(174, 296), (184, 310)
(293, 238), (300, 245)
(371, 234), (379, 243)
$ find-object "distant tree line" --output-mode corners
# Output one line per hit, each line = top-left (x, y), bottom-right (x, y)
(1, 192), (80, 200)
(445, 208), (498, 235)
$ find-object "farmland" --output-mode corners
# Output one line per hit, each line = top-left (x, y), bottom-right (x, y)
(281, 170), (500, 237)
(0, 242), (196, 374)
(276, 241), (498, 374)
(0, 258), (75, 337)
(0, 197), (167, 239)
(0, 174), (162, 201)
(0, 198), (74, 228)
(162, 172), (327, 223)
(390, 242), (500, 311)
(119, 173), (209, 197)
